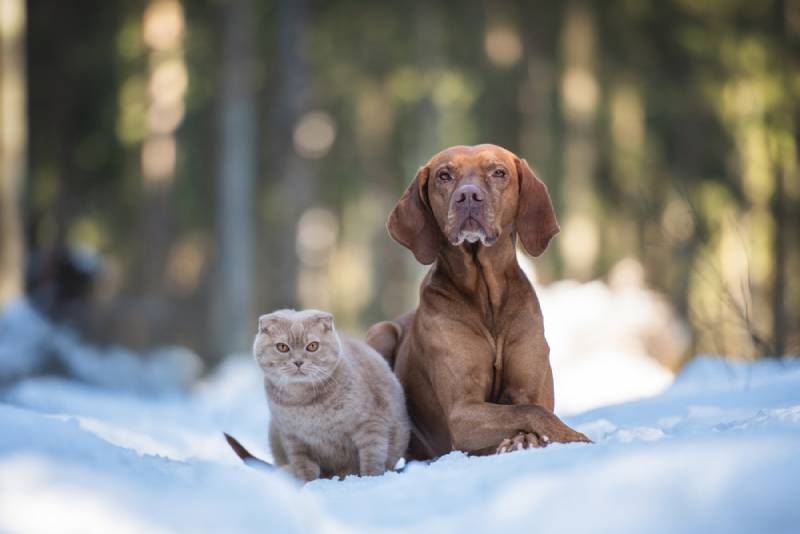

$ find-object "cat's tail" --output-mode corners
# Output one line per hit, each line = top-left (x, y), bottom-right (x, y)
(223, 433), (274, 471)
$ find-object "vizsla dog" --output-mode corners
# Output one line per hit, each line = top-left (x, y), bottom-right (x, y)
(367, 144), (590, 461)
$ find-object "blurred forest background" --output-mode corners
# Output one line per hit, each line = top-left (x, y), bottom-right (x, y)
(1, 0), (798, 367)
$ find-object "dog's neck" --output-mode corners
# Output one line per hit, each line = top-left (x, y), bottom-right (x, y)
(432, 228), (524, 327)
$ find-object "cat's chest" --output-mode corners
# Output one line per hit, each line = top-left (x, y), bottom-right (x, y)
(273, 395), (358, 438)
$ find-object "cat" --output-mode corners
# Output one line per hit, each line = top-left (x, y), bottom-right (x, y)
(252, 308), (410, 482)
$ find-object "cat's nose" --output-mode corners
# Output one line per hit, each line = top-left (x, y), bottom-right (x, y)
(293, 360), (303, 368)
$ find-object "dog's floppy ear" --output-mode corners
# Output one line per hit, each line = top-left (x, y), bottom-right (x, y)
(387, 166), (441, 265)
(515, 158), (559, 257)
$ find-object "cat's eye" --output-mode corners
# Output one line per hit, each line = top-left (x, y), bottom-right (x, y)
(276, 343), (290, 353)
(306, 341), (319, 352)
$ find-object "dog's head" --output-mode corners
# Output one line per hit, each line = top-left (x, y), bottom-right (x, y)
(388, 144), (559, 264)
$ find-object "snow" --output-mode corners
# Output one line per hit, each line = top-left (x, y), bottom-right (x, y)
(523, 257), (689, 415)
(1, 291), (799, 533)
(2, 353), (799, 533)
(0, 299), (202, 392)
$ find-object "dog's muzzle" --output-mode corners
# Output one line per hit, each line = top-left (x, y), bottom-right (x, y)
(449, 184), (496, 246)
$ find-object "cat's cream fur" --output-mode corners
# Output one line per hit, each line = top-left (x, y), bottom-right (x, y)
(254, 308), (410, 481)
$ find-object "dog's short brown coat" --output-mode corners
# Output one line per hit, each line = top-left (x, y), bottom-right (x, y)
(367, 144), (589, 460)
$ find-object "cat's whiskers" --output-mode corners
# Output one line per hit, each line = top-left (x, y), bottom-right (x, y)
(311, 365), (342, 395)
(308, 363), (334, 383)
(302, 366), (333, 401)
(306, 368), (320, 398)
(272, 373), (289, 403)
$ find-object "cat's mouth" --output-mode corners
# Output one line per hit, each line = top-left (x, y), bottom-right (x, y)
(285, 365), (318, 382)
(279, 360), (338, 383)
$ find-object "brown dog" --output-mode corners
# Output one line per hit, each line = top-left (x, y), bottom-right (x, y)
(366, 144), (590, 461)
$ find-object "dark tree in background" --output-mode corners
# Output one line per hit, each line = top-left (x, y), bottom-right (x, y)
(6, 0), (799, 366)
(215, 0), (256, 356)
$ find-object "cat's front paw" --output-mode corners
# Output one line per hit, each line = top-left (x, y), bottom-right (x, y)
(289, 460), (321, 482)
(359, 464), (387, 477)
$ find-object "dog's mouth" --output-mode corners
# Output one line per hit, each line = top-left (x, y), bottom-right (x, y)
(450, 217), (498, 247)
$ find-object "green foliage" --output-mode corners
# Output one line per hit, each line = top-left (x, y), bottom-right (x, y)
(22, 0), (800, 361)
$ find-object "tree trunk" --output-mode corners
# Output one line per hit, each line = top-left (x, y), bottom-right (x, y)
(557, 1), (600, 281)
(772, 166), (787, 357)
(214, 0), (257, 356)
(267, 0), (312, 309)
(771, 0), (794, 357)
(0, 0), (26, 308)
(132, 0), (188, 348)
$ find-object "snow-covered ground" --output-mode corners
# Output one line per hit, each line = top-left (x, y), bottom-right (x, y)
(1, 280), (798, 534)
(2, 354), (799, 533)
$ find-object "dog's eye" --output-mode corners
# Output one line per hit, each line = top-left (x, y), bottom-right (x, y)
(306, 341), (319, 352)
(492, 168), (507, 178)
(276, 343), (290, 353)
(438, 171), (453, 182)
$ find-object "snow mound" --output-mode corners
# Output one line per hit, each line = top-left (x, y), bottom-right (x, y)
(538, 278), (688, 415)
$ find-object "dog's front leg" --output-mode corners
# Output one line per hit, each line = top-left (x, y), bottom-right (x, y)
(447, 402), (591, 454)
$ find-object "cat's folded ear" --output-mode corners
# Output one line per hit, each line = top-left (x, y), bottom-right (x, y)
(258, 314), (277, 334)
(310, 311), (334, 333)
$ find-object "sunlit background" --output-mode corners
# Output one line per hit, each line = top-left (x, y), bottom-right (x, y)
(1, 0), (798, 410)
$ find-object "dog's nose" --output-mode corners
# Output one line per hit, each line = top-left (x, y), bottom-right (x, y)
(454, 184), (485, 205)
(293, 360), (303, 368)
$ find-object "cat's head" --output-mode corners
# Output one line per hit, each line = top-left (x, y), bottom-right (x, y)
(253, 309), (341, 384)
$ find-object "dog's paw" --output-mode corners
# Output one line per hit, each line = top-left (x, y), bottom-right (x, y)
(495, 432), (549, 454)
(550, 425), (592, 444)
(537, 410), (593, 444)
